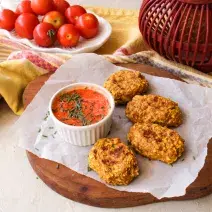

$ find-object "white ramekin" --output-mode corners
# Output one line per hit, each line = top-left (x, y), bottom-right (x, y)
(49, 83), (115, 146)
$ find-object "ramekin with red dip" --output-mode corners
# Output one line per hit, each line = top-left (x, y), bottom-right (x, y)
(49, 83), (115, 146)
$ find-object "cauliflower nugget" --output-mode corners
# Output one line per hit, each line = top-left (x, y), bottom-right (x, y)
(88, 138), (139, 185)
(128, 123), (184, 164)
(104, 70), (149, 104)
(126, 94), (183, 127)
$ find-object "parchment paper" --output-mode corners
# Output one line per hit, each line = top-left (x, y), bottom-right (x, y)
(9, 54), (212, 199)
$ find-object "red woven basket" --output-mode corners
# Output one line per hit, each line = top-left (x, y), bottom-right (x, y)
(139, 0), (212, 73)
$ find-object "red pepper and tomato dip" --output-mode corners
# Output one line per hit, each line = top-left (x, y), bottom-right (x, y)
(52, 87), (110, 126)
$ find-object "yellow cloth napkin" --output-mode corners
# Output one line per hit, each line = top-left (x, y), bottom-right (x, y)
(0, 59), (47, 115)
(87, 7), (150, 55)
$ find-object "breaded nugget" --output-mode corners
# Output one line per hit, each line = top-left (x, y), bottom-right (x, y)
(88, 138), (139, 185)
(128, 123), (184, 164)
(104, 70), (149, 104)
(126, 94), (183, 127)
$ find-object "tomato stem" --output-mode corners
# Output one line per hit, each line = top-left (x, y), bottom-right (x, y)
(47, 29), (55, 39)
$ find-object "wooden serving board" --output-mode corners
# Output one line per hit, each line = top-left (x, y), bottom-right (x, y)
(23, 64), (212, 208)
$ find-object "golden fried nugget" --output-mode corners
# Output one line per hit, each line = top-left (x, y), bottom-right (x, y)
(126, 94), (183, 127)
(88, 138), (139, 185)
(128, 123), (184, 164)
(104, 70), (149, 104)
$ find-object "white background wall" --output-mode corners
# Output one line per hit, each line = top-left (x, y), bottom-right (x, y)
(1, 0), (143, 10)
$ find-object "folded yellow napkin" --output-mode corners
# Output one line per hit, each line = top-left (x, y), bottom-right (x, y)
(0, 7), (212, 115)
(0, 59), (47, 115)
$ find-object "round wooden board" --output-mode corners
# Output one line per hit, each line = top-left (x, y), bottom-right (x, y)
(23, 64), (212, 208)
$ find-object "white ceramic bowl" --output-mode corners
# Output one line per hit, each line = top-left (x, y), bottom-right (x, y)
(49, 83), (115, 146)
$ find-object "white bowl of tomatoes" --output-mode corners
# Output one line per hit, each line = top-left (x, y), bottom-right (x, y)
(0, 0), (112, 54)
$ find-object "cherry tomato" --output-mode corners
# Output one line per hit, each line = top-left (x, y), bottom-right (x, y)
(0, 9), (17, 31)
(76, 13), (99, 39)
(16, 1), (34, 15)
(33, 23), (56, 47)
(65, 5), (86, 25)
(53, 0), (69, 14)
(43, 11), (65, 30)
(15, 13), (39, 39)
(57, 24), (80, 47)
(31, 0), (54, 15)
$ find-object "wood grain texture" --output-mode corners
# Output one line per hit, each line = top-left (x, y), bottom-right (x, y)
(23, 64), (212, 208)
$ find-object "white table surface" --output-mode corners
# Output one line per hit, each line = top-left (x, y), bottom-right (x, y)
(1, 0), (212, 211)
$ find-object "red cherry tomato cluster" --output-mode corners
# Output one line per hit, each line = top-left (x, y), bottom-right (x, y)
(0, 0), (99, 48)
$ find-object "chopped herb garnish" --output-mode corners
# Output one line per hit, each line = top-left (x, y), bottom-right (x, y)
(88, 166), (92, 172)
(44, 111), (50, 120)
(52, 135), (55, 139)
(55, 89), (108, 127)
(42, 135), (48, 138)
(38, 128), (41, 133)
(170, 164), (173, 167)
(54, 131), (57, 135)
(60, 93), (71, 102)
(49, 127), (54, 129)
(60, 92), (81, 103)
(193, 156), (196, 160)
(44, 115), (48, 121)
(118, 115), (121, 119)
(35, 148), (39, 151)
(181, 158), (185, 161)
(112, 144), (115, 148)
(36, 177), (39, 179)
(56, 164), (60, 169)
(65, 92), (90, 126)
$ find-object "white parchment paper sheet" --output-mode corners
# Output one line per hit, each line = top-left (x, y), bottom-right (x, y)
(9, 54), (212, 199)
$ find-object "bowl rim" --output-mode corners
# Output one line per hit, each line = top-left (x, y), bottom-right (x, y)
(49, 82), (115, 130)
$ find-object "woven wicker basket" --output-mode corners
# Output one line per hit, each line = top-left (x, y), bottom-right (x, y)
(139, 0), (212, 73)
